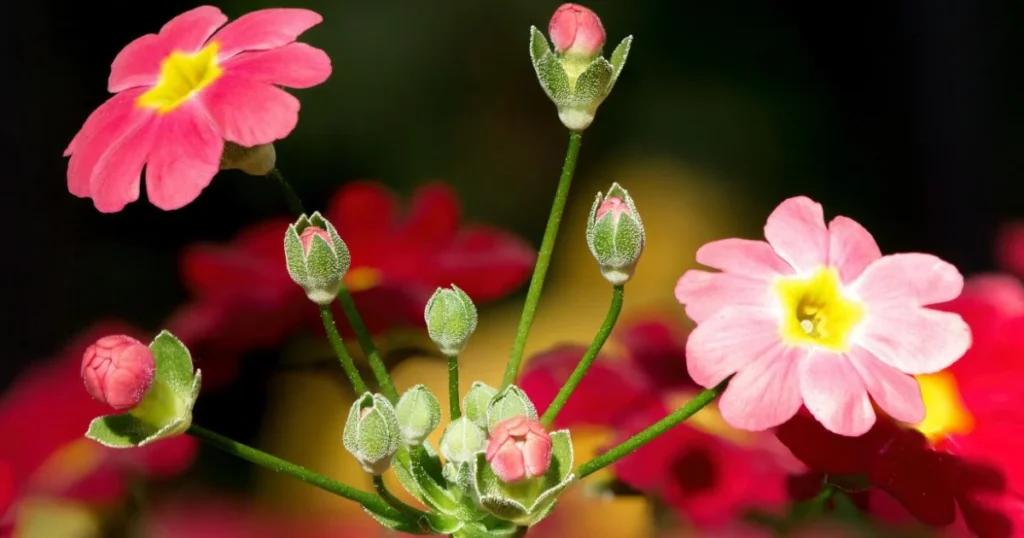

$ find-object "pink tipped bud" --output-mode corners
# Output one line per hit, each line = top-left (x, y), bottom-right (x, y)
(299, 226), (332, 255)
(485, 416), (553, 483)
(549, 3), (606, 57)
(81, 335), (156, 411)
(595, 196), (629, 221)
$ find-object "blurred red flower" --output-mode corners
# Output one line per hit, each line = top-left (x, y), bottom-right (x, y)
(520, 316), (801, 527)
(777, 274), (1024, 537)
(166, 180), (535, 385)
(0, 323), (197, 530)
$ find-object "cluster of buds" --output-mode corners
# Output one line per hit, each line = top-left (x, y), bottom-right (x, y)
(531, 3), (632, 131)
(81, 331), (201, 448)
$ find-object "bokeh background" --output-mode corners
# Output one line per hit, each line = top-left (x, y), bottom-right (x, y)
(4, 0), (1023, 536)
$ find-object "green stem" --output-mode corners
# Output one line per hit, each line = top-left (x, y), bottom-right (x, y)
(541, 285), (624, 427)
(336, 286), (399, 402)
(447, 355), (462, 419)
(187, 425), (403, 520)
(575, 380), (728, 479)
(267, 168), (305, 216)
(318, 304), (369, 395)
(373, 475), (427, 519)
(503, 131), (583, 388)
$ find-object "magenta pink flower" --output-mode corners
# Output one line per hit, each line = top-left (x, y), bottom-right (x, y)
(548, 3), (606, 57)
(81, 335), (156, 410)
(486, 416), (553, 483)
(64, 6), (332, 212)
(675, 196), (972, 436)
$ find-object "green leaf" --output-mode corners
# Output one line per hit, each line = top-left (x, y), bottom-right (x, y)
(393, 447), (428, 504)
(454, 520), (519, 538)
(304, 233), (342, 289)
(529, 26), (550, 65)
(478, 495), (529, 525)
(534, 52), (571, 104)
(609, 36), (633, 82)
(409, 446), (460, 515)
(570, 57), (614, 108)
(148, 331), (196, 397)
(422, 511), (464, 534)
(545, 430), (574, 487)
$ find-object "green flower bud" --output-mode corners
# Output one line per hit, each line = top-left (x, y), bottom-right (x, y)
(424, 285), (478, 356)
(529, 8), (632, 132)
(440, 417), (487, 465)
(395, 385), (441, 446)
(284, 212), (351, 305)
(486, 385), (539, 433)
(343, 393), (400, 475)
(586, 182), (644, 285)
(462, 381), (498, 430)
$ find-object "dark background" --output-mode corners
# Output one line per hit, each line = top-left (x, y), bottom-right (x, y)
(4, 0), (1022, 388)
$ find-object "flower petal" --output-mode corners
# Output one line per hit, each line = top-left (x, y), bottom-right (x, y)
(718, 345), (805, 431)
(996, 222), (1024, 278)
(675, 270), (772, 323)
(210, 8), (323, 60)
(144, 104), (223, 210)
(695, 238), (793, 279)
(400, 182), (461, 245)
(762, 196), (829, 274)
(108, 6), (228, 92)
(89, 117), (159, 213)
(326, 181), (399, 241)
(685, 307), (781, 388)
(200, 75), (299, 147)
(799, 348), (875, 436)
(846, 346), (924, 424)
(66, 89), (149, 197)
(221, 43), (331, 89)
(857, 307), (972, 375)
(828, 216), (881, 283)
(853, 253), (965, 307)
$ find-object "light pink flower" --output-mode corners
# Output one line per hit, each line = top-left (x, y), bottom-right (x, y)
(81, 335), (156, 410)
(675, 196), (972, 436)
(64, 6), (332, 212)
(485, 416), (553, 483)
(548, 3), (606, 57)
(298, 226), (331, 254)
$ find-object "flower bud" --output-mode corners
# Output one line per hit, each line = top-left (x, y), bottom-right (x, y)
(440, 417), (487, 464)
(486, 385), (539, 432)
(486, 416), (553, 483)
(586, 182), (644, 285)
(81, 335), (156, 411)
(284, 212), (351, 304)
(549, 4), (606, 58)
(463, 381), (498, 430)
(343, 393), (401, 475)
(530, 5), (632, 131)
(219, 142), (276, 176)
(395, 385), (441, 446)
(424, 285), (478, 356)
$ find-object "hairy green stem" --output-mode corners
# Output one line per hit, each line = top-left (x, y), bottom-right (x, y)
(541, 285), (624, 427)
(318, 304), (369, 394)
(187, 425), (403, 520)
(373, 475), (427, 519)
(575, 380), (728, 478)
(267, 168), (305, 216)
(503, 131), (583, 388)
(447, 355), (462, 419)
(336, 287), (399, 402)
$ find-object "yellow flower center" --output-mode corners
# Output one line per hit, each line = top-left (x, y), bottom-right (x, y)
(914, 372), (974, 442)
(773, 267), (866, 352)
(137, 43), (222, 114)
(344, 267), (382, 292)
